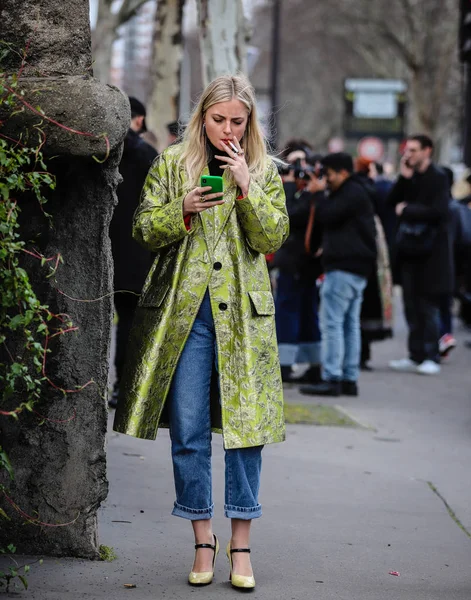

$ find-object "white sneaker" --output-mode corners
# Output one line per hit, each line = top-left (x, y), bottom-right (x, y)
(416, 360), (441, 375)
(389, 358), (417, 372)
(439, 334), (457, 357)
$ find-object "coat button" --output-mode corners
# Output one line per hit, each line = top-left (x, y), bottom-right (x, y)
(213, 261), (222, 271)
(219, 302), (228, 311)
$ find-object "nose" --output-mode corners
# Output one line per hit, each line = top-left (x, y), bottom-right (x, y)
(223, 120), (232, 135)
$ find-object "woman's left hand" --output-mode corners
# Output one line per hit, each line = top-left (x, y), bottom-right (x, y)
(216, 136), (250, 198)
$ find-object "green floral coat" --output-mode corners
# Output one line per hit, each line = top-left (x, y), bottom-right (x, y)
(113, 144), (289, 449)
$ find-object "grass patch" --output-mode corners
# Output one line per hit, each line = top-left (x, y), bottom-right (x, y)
(284, 403), (359, 427)
(99, 545), (117, 562)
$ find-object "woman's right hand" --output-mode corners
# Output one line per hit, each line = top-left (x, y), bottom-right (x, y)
(183, 187), (225, 217)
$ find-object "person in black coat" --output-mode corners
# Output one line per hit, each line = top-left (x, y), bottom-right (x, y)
(273, 148), (324, 384)
(388, 135), (451, 376)
(300, 153), (377, 397)
(354, 160), (393, 370)
(109, 97), (158, 407)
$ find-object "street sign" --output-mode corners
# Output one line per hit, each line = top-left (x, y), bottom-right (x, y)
(344, 79), (407, 140)
(357, 137), (385, 161)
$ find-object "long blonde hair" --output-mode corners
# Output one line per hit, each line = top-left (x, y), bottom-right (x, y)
(178, 74), (269, 191)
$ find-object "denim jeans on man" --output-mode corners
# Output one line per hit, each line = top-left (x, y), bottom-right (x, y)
(320, 270), (367, 382)
(275, 271), (322, 366)
(168, 290), (263, 521)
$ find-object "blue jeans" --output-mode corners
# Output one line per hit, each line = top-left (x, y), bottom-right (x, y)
(168, 291), (263, 521)
(275, 271), (322, 366)
(320, 270), (367, 382)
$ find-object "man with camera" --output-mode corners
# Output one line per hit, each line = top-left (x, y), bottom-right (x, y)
(273, 142), (324, 384)
(300, 152), (377, 397)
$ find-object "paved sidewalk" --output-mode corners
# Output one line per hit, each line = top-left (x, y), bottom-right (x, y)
(3, 322), (471, 599)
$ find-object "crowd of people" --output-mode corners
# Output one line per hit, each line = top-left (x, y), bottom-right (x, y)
(106, 80), (471, 589)
(270, 135), (471, 396)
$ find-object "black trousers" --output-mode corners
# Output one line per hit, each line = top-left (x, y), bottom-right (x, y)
(401, 266), (440, 363)
(361, 336), (371, 363)
(114, 292), (139, 386)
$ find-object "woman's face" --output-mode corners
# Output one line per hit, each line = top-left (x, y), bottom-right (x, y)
(204, 98), (249, 152)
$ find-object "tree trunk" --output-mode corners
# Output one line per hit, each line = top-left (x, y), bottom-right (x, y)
(197, 0), (248, 87)
(92, 28), (116, 84)
(91, 0), (116, 84)
(147, 0), (185, 150)
(0, 0), (129, 558)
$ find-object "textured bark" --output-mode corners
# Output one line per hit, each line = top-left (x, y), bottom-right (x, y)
(197, 0), (248, 86)
(147, 0), (185, 149)
(0, 0), (129, 558)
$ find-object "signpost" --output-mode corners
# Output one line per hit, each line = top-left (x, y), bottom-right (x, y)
(344, 79), (407, 141)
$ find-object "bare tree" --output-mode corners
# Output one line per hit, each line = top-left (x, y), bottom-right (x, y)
(250, 0), (459, 152)
(147, 0), (186, 150)
(334, 0), (459, 139)
(197, 0), (249, 86)
(92, 0), (152, 83)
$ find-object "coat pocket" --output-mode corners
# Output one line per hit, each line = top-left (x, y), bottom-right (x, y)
(248, 291), (275, 316)
(139, 283), (170, 308)
(138, 244), (178, 308)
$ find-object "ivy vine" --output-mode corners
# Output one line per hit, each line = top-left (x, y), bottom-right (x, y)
(0, 44), (56, 591)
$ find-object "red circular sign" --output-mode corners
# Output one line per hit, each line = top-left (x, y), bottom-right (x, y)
(357, 137), (385, 161)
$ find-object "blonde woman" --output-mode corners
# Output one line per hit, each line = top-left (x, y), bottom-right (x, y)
(114, 74), (288, 589)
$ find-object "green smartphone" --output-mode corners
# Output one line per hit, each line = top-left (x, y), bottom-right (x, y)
(200, 175), (224, 197)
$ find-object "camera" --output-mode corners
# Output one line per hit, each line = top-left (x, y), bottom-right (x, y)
(293, 159), (314, 180)
(279, 156), (324, 181)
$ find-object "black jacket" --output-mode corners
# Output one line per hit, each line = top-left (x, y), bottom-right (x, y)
(316, 174), (377, 278)
(272, 182), (323, 278)
(110, 130), (158, 292)
(388, 163), (452, 295)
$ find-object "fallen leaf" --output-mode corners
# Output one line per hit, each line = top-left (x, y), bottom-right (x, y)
(124, 583), (137, 588)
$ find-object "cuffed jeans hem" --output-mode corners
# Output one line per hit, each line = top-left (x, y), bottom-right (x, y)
(172, 502), (214, 521)
(278, 344), (298, 366)
(224, 504), (262, 520)
(296, 342), (322, 364)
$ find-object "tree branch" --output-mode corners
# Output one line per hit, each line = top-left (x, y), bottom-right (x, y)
(116, 0), (150, 28)
(398, 0), (419, 38)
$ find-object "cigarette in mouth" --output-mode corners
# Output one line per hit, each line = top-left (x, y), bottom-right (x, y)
(228, 141), (239, 153)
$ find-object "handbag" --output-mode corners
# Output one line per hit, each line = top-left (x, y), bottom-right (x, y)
(396, 221), (437, 258)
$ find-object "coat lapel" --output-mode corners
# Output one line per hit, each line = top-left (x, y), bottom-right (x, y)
(213, 172), (237, 249)
(199, 168), (237, 255)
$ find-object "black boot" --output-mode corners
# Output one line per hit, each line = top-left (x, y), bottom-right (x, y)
(280, 365), (295, 383)
(297, 364), (322, 384)
(108, 384), (119, 409)
(299, 381), (341, 397)
(341, 381), (358, 396)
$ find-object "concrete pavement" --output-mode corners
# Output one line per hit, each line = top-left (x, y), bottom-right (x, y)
(2, 318), (471, 599)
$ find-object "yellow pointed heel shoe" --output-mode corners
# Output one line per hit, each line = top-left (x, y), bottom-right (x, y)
(226, 542), (256, 590)
(188, 534), (219, 586)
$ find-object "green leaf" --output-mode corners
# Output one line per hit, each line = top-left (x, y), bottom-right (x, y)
(0, 509), (11, 521)
(18, 575), (28, 590)
(0, 449), (14, 481)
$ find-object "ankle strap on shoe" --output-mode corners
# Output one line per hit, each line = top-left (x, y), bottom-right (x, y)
(195, 543), (216, 550)
(230, 548), (251, 554)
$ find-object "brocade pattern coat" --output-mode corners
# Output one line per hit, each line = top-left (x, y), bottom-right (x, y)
(113, 144), (289, 449)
